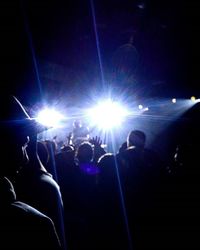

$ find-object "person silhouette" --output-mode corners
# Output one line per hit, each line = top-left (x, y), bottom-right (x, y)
(70, 119), (90, 147)
(0, 94), (61, 250)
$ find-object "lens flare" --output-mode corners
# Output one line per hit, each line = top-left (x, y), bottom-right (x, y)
(87, 100), (129, 130)
(36, 108), (64, 127)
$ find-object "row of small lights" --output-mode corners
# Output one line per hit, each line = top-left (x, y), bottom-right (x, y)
(137, 96), (198, 111)
(172, 96), (198, 104)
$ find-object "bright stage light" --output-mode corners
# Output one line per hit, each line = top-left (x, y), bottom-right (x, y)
(172, 98), (176, 103)
(87, 100), (129, 130)
(138, 104), (143, 110)
(191, 96), (196, 102)
(36, 108), (64, 127)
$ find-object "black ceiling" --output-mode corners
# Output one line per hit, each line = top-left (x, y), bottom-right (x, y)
(0, 0), (199, 102)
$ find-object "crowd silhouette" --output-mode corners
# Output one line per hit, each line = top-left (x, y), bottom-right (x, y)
(0, 95), (200, 249)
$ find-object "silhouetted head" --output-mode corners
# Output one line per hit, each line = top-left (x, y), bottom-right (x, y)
(0, 95), (47, 177)
(98, 153), (115, 169)
(76, 142), (93, 163)
(127, 130), (146, 149)
(98, 153), (118, 184)
(60, 144), (74, 152)
(118, 141), (127, 154)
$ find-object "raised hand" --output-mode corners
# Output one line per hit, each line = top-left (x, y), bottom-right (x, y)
(90, 136), (102, 147)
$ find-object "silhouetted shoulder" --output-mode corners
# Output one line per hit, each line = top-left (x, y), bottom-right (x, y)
(0, 178), (61, 250)
(1, 201), (61, 250)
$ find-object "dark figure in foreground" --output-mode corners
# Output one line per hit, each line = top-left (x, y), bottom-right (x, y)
(15, 136), (65, 249)
(0, 95), (61, 250)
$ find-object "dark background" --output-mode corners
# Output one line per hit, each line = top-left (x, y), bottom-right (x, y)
(0, 0), (199, 104)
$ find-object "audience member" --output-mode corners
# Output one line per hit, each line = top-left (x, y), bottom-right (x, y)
(0, 95), (61, 250)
